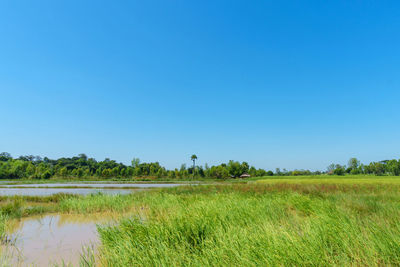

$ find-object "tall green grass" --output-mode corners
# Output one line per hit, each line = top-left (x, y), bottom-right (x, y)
(257, 175), (400, 184)
(96, 184), (400, 266)
(58, 193), (136, 213)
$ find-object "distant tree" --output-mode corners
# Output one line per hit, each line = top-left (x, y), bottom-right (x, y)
(212, 165), (229, 179)
(333, 167), (345, 175)
(327, 164), (336, 173)
(34, 156), (43, 162)
(76, 168), (84, 177)
(180, 164), (186, 171)
(292, 170), (302, 176)
(78, 154), (88, 160)
(102, 169), (112, 178)
(249, 166), (257, 176)
(256, 169), (267, 177)
(350, 168), (361, 175)
(59, 167), (68, 177)
(84, 168), (91, 177)
(18, 155), (34, 161)
(26, 163), (36, 177)
(291, 169), (312, 176)
(111, 167), (120, 177)
(241, 162), (250, 174)
(191, 155), (198, 177)
(387, 160), (400, 176)
(72, 168), (84, 177)
(131, 158), (140, 168)
(227, 160), (242, 177)
(372, 162), (385, 176)
(41, 170), (52, 179)
(0, 152), (12, 162)
(348, 158), (360, 170)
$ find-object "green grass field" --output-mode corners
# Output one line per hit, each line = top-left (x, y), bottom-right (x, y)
(2, 174), (399, 185)
(1, 178), (400, 266)
(94, 183), (400, 266)
(256, 175), (400, 184)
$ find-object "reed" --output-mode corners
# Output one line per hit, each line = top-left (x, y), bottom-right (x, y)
(96, 184), (400, 266)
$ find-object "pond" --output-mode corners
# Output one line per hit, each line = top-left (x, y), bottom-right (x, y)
(1, 183), (183, 188)
(0, 183), (187, 265)
(0, 188), (137, 196)
(1, 214), (113, 266)
(0, 183), (183, 196)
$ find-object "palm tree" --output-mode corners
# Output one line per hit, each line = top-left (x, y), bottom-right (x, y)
(191, 154), (198, 178)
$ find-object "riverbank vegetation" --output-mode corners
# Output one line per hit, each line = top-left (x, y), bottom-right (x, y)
(96, 184), (400, 266)
(1, 152), (400, 180)
(1, 180), (400, 266)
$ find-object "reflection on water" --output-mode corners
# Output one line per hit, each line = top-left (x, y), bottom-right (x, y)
(2, 183), (182, 188)
(0, 188), (136, 196)
(0, 183), (185, 265)
(0, 183), (183, 196)
(2, 214), (117, 266)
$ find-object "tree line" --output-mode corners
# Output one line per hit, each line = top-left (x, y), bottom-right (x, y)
(0, 152), (271, 180)
(0, 152), (399, 180)
(327, 157), (400, 176)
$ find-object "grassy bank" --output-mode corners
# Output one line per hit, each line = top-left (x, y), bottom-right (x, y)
(1, 181), (400, 266)
(97, 183), (400, 266)
(257, 175), (400, 184)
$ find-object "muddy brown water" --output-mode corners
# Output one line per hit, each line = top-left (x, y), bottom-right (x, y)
(1, 214), (119, 266)
(0, 183), (189, 265)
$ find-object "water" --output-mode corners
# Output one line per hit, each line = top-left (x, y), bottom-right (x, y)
(0, 183), (186, 265)
(0, 188), (136, 196)
(2, 214), (111, 266)
(1, 183), (182, 188)
(0, 183), (183, 196)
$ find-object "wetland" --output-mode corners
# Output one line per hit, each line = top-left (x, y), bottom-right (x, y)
(1, 178), (400, 266)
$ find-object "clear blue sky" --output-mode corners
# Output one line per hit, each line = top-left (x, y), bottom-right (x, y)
(1, 1), (399, 171)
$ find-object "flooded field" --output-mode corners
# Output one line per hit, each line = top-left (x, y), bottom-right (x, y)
(1, 214), (114, 266)
(0, 183), (187, 265)
(0, 183), (183, 196)
(0, 188), (136, 196)
(0, 183), (182, 188)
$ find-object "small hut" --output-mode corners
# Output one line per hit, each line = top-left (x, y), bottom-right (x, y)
(240, 173), (251, 178)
